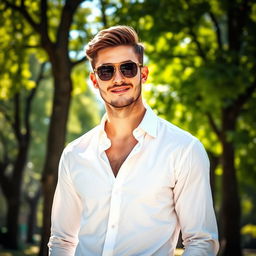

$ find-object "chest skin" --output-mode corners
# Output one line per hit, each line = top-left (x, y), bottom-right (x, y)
(105, 136), (138, 177)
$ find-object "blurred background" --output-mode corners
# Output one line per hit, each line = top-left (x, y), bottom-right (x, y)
(0, 0), (255, 256)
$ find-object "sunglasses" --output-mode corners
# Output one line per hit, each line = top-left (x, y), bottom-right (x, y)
(94, 61), (142, 81)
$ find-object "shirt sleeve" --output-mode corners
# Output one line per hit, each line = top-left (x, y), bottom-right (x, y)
(48, 149), (83, 256)
(173, 139), (219, 256)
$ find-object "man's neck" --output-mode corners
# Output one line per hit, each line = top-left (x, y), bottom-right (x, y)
(104, 99), (146, 140)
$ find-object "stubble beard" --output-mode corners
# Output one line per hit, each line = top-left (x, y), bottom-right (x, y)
(99, 81), (142, 109)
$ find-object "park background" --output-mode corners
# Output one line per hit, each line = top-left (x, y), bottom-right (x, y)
(0, 0), (255, 255)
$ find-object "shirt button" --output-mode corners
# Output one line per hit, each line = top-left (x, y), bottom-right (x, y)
(111, 225), (116, 229)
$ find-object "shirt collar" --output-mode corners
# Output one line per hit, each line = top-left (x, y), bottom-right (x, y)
(99, 103), (158, 139)
(137, 103), (158, 138)
(99, 113), (108, 136)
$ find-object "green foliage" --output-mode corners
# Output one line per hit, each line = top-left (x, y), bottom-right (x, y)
(0, 9), (33, 99)
(67, 88), (101, 142)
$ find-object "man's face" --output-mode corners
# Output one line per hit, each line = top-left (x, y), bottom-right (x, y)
(90, 45), (148, 109)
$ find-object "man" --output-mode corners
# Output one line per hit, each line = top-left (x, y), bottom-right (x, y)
(48, 25), (219, 256)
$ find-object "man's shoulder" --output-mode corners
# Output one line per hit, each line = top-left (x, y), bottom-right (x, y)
(156, 116), (207, 165)
(64, 125), (100, 154)
(157, 116), (197, 145)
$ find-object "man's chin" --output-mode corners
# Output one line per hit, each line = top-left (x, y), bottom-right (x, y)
(109, 98), (135, 109)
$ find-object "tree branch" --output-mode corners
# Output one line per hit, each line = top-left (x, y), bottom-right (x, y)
(56, 0), (84, 49)
(21, 0), (25, 8)
(184, 0), (207, 61)
(99, 0), (108, 27)
(206, 112), (222, 140)
(25, 62), (47, 138)
(189, 28), (207, 61)
(70, 56), (87, 68)
(209, 11), (223, 51)
(40, 0), (51, 46)
(0, 133), (10, 171)
(14, 93), (22, 142)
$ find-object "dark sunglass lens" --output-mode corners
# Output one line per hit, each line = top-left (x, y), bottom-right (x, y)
(97, 65), (114, 81)
(120, 62), (138, 78)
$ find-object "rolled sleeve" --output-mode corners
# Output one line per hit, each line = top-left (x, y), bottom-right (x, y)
(173, 139), (219, 255)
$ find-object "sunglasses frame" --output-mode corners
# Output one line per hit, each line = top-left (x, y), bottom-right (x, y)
(94, 61), (143, 81)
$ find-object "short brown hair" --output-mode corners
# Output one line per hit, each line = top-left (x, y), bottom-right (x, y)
(85, 25), (144, 68)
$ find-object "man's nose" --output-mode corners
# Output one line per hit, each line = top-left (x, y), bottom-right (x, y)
(112, 68), (125, 84)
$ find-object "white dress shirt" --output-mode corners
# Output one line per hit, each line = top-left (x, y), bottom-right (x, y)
(48, 105), (219, 256)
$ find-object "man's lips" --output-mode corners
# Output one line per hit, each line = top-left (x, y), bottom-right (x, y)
(110, 86), (131, 94)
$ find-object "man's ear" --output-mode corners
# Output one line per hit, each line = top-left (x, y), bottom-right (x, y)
(90, 72), (99, 88)
(141, 66), (149, 84)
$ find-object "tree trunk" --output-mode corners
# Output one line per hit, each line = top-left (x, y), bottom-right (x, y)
(208, 152), (219, 204)
(39, 53), (72, 256)
(220, 111), (242, 256)
(3, 144), (28, 249)
(5, 193), (20, 249)
(26, 188), (41, 243)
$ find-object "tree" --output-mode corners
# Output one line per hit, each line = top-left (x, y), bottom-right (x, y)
(0, 0), (91, 254)
(114, 0), (256, 255)
(0, 60), (45, 249)
(0, 4), (46, 247)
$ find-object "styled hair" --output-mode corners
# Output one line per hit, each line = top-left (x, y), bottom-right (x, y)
(85, 25), (144, 68)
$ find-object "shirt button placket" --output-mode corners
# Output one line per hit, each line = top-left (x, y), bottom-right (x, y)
(102, 185), (122, 256)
